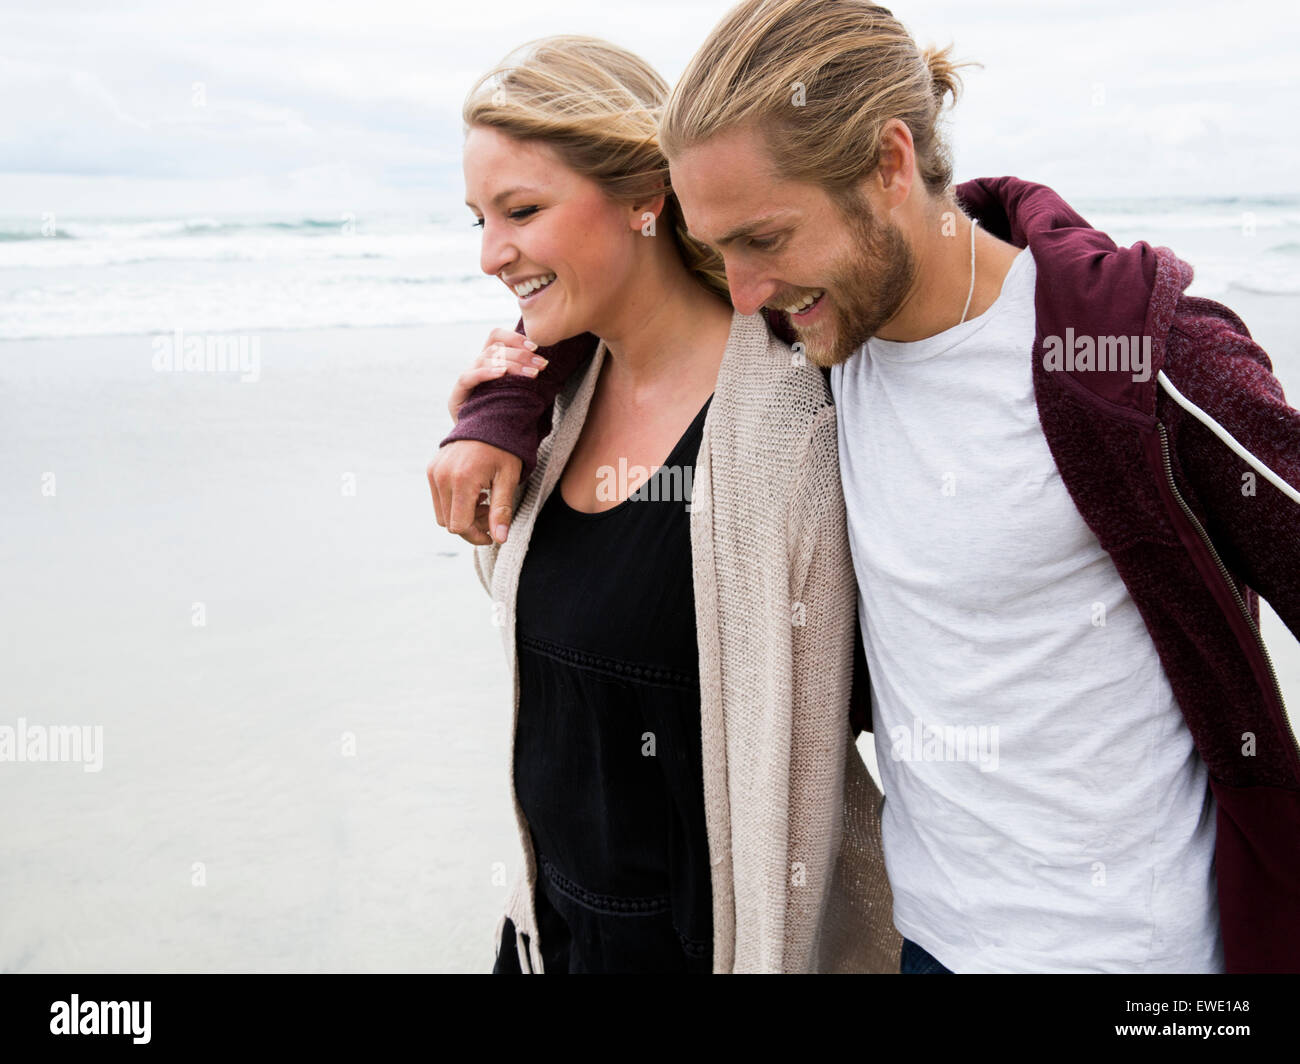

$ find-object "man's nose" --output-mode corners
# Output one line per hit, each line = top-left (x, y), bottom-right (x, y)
(725, 261), (778, 317)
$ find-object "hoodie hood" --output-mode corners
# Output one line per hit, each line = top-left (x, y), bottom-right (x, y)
(955, 176), (1194, 420)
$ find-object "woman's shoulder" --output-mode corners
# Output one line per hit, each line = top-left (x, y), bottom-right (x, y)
(552, 345), (604, 419)
(537, 343), (605, 468)
(713, 313), (836, 454)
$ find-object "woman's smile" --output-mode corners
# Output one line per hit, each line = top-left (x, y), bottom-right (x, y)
(513, 272), (557, 304)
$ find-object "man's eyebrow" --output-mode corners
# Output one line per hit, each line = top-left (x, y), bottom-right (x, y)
(702, 215), (790, 248)
(464, 186), (545, 210)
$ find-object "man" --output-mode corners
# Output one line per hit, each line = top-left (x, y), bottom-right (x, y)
(429, 0), (1299, 972)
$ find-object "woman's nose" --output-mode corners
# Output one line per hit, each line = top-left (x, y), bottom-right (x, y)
(479, 218), (515, 280)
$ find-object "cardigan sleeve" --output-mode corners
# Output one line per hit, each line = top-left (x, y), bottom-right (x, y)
(781, 403), (860, 970)
(472, 542), (498, 599)
(784, 402), (900, 974)
(785, 404), (857, 739)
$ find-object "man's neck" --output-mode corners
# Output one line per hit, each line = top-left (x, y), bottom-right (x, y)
(877, 209), (1023, 343)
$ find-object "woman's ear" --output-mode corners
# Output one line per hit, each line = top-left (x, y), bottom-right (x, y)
(628, 189), (668, 235)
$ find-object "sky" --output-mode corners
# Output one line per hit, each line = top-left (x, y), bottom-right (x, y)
(1, 0), (1297, 217)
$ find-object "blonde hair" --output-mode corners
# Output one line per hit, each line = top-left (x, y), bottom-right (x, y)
(463, 35), (729, 302)
(660, 0), (975, 205)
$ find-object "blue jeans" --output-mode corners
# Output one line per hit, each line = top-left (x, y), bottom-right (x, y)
(901, 937), (953, 974)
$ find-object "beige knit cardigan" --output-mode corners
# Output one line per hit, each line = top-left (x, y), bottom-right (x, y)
(473, 308), (901, 973)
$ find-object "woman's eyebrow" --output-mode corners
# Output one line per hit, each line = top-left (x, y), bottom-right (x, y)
(464, 185), (547, 210)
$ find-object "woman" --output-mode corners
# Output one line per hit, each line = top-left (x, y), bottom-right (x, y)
(437, 34), (900, 973)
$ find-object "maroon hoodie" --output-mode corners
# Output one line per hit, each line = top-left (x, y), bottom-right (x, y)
(441, 176), (1300, 973)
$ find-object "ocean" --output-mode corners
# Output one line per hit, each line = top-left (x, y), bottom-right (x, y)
(3, 195), (1300, 341)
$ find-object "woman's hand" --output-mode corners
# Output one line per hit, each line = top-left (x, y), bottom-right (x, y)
(447, 327), (549, 424)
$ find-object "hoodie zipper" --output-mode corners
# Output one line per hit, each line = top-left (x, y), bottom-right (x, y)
(1158, 423), (1298, 763)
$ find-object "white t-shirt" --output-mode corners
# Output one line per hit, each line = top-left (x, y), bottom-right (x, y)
(829, 247), (1222, 973)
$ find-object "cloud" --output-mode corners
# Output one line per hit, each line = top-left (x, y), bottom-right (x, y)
(1, 0), (1296, 213)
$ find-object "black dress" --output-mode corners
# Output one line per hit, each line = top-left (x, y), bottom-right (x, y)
(493, 396), (714, 973)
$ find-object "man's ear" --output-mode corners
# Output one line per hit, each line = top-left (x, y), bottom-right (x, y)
(873, 119), (915, 210)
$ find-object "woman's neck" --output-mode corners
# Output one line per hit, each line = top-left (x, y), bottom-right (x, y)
(595, 254), (732, 394)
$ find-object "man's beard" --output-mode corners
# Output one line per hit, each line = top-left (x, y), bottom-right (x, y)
(792, 190), (916, 368)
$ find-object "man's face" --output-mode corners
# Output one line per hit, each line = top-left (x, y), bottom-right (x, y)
(670, 125), (915, 367)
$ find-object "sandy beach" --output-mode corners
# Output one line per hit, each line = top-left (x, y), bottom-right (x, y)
(2, 292), (1298, 973)
(2, 321), (523, 972)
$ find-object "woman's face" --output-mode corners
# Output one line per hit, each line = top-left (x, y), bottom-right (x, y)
(464, 125), (638, 346)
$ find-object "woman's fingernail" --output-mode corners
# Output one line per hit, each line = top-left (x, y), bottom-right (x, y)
(531, 356), (549, 367)
(523, 340), (538, 350)
(494, 524), (509, 543)
(521, 366), (539, 377)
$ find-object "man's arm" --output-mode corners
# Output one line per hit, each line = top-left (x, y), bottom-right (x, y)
(431, 321), (597, 545)
(1164, 297), (1300, 636)
(440, 319), (598, 480)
